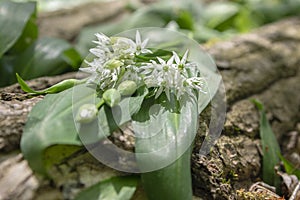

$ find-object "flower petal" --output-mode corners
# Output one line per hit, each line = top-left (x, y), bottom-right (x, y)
(136, 30), (141, 45)
(182, 50), (189, 64)
(167, 55), (175, 66)
(173, 51), (181, 65)
(141, 38), (149, 48)
(155, 86), (164, 99)
(157, 57), (166, 65)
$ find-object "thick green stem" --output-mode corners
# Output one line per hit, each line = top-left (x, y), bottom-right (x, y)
(96, 99), (105, 109)
(141, 146), (193, 200)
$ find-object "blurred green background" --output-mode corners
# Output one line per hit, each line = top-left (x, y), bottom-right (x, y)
(1, 0), (300, 87)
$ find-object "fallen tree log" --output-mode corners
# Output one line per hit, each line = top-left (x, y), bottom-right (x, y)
(0, 17), (300, 200)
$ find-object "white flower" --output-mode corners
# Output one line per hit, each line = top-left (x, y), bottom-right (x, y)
(121, 65), (141, 83)
(173, 50), (189, 69)
(81, 58), (122, 89)
(110, 31), (152, 56)
(185, 77), (207, 94)
(139, 49), (206, 100)
(93, 33), (111, 46)
(141, 55), (183, 100)
(81, 32), (206, 100)
(134, 30), (152, 55)
(112, 37), (136, 56)
(89, 48), (105, 58)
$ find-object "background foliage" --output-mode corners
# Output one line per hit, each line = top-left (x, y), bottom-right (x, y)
(0, 1), (81, 87)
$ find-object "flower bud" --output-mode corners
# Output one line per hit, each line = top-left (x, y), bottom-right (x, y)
(117, 80), (137, 96)
(76, 104), (98, 123)
(103, 88), (121, 107)
(104, 59), (123, 70)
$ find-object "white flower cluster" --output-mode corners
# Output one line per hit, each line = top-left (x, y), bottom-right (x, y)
(81, 31), (206, 100)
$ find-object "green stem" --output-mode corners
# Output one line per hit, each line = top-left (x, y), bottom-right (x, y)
(141, 146), (193, 200)
(96, 99), (105, 109)
(16, 73), (87, 95)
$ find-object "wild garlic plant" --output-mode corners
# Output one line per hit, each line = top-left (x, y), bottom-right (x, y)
(18, 30), (210, 200)
(76, 31), (207, 200)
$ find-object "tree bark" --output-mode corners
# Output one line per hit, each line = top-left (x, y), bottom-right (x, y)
(1, 17), (300, 199)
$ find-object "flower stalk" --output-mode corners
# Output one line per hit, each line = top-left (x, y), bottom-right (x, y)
(141, 146), (193, 200)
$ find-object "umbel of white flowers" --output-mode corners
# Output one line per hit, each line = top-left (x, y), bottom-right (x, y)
(80, 30), (207, 100)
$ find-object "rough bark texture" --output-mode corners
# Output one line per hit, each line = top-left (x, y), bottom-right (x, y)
(0, 154), (38, 200)
(0, 14), (300, 200)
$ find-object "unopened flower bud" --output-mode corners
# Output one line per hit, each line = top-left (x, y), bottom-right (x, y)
(103, 88), (121, 107)
(117, 80), (137, 96)
(104, 59), (123, 70)
(76, 104), (98, 123)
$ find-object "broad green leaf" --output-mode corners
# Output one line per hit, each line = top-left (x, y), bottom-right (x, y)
(234, 7), (259, 32)
(253, 99), (281, 190)
(0, 1), (36, 58)
(204, 2), (240, 31)
(279, 154), (300, 179)
(128, 0), (201, 31)
(0, 38), (82, 87)
(0, 55), (15, 86)
(126, 3), (174, 28)
(75, 176), (139, 200)
(43, 144), (83, 174)
(176, 10), (194, 30)
(16, 73), (86, 94)
(21, 85), (99, 175)
(61, 48), (82, 70)
(8, 6), (37, 55)
(193, 25), (225, 43)
(14, 37), (80, 80)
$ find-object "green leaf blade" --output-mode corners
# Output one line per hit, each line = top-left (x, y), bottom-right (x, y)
(15, 37), (79, 80)
(61, 48), (82, 70)
(253, 99), (281, 190)
(8, 7), (38, 55)
(0, 1), (36, 58)
(279, 154), (300, 179)
(16, 73), (37, 93)
(16, 73), (85, 94)
(21, 85), (99, 175)
(1, 38), (82, 87)
(204, 2), (240, 30)
(75, 176), (139, 200)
